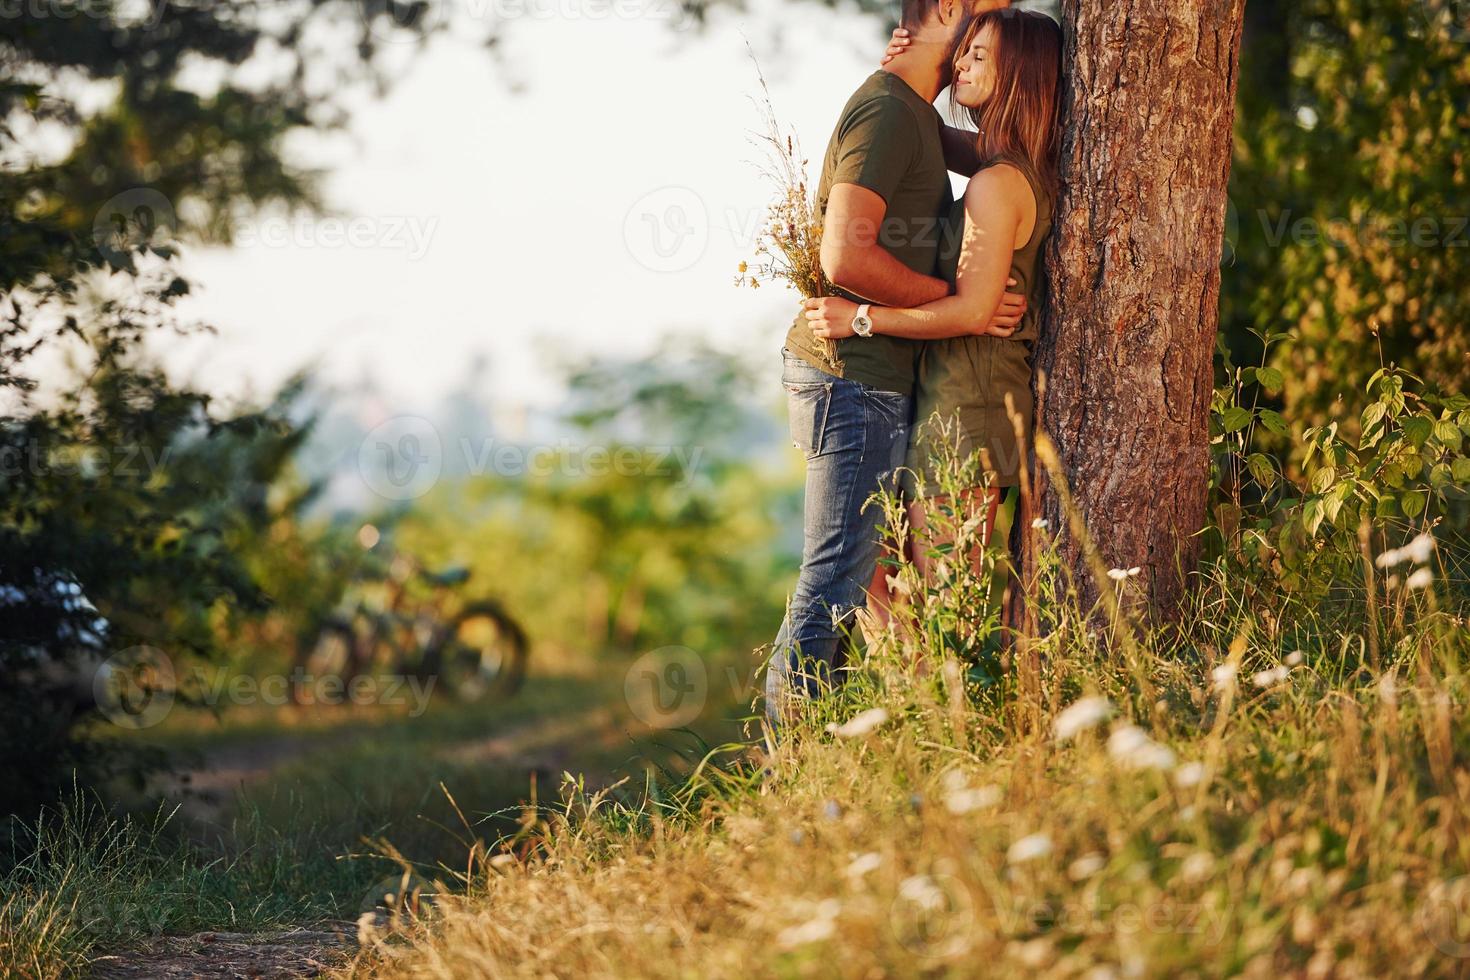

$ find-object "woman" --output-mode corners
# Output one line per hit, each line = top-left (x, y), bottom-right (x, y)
(802, 8), (1062, 596)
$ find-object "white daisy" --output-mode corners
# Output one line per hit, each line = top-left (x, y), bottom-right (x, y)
(1007, 833), (1054, 864)
(826, 708), (889, 738)
(1053, 696), (1113, 740)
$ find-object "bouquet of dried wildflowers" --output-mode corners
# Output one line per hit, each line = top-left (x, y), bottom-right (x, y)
(735, 58), (841, 370)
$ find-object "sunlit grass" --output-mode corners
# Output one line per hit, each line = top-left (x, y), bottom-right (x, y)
(335, 448), (1470, 978)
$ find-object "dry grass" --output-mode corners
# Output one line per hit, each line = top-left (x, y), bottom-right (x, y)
(340, 487), (1470, 977)
(734, 53), (840, 371)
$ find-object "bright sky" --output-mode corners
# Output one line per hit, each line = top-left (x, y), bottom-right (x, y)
(163, 1), (897, 421)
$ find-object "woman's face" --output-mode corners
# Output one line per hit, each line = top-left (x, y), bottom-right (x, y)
(952, 26), (998, 109)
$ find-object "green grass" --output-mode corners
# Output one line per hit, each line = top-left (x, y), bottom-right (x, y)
(0, 654), (752, 979)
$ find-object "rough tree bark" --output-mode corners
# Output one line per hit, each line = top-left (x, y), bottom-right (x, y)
(1017, 0), (1247, 621)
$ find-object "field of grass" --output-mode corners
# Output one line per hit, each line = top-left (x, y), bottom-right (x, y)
(332, 541), (1470, 978)
(0, 649), (751, 978)
(3, 513), (1467, 978)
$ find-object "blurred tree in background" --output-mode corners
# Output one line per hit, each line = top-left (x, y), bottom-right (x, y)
(1225, 0), (1470, 432)
(384, 340), (793, 665)
(0, 1), (442, 824)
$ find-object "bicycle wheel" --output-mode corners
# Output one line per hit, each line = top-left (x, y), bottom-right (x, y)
(436, 602), (528, 702)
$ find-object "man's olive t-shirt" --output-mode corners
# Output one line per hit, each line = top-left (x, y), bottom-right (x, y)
(783, 70), (953, 396)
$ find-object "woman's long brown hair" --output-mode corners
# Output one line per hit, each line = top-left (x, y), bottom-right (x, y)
(953, 9), (1062, 196)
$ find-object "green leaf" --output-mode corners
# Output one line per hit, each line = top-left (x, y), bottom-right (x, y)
(1433, 420), (1464, 452)
(1310, 466), (1337, 494)
(1221, 406), (1254, 433)
(1401, 492), (1427, 518)
(1256, 366), (1285, 393)
(1402, 416), (1432, 447)
(1302, 496), (1324, 537)
(1258, 409), (1289, 437)
(1361, 402), (1387, 433)
(1223, 408), (1258, 434)
(1430, 462), (1453, 489)
(1247, 453), (1277, 488)
(1453, 457), (1470, 484)
(1324, 481), (1354, 525)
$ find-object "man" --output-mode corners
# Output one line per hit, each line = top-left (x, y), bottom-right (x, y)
(766, 0), (1019, 732)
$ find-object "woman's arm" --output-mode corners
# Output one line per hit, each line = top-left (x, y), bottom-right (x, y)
(939, 125), (983, 178)
(804, 166), (1033, 341)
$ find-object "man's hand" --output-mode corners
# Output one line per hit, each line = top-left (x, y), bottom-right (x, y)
(981, 283), (1027, 338)
(803, 297), (861, 341)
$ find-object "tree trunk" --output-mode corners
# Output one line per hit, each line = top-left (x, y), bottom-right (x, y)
(1019, 0), (1246, 620)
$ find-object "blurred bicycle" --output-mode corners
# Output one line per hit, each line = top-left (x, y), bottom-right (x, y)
(296, 537), (528, 706)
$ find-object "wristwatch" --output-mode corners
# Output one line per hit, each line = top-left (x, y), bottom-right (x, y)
(852, 304), (874, 338)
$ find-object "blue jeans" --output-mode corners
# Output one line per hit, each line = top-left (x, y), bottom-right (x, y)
(765, 349), (913, 730)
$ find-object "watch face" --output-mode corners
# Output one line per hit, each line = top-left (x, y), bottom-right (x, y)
(855, 316), (873, 337)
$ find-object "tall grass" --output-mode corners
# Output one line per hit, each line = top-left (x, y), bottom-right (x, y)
(342, 426), (1470, 978)
(0, 784), (381, 979)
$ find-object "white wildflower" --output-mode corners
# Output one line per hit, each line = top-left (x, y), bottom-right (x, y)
(945, 784), (1002, 815)
(1406, 567), (1434, 590)
(844, 852), (882, 879)
(897, 875), (948, 910)
(1180, 852), (1215, 883)
(1007, 833), (1054, 864)
(1174, 761), (1207, 788)
(1211, 663), (1238, 690)
(1285, 650), (1305, 667)
(1377, 533), (1435, 569)
(1068, 853), (1106, 880)
(1378, 670), (1398, 707)
(1107, 725), (1177, 771)
(1053, 696), (1114, 740)
(1031, 517), (1050, 530)
(1106, 566), (1142, 581)
(826, 708), (889, 738)
(777, 899), (841, 948)
(1252, 665), (1290, 688)
(1404, 532), (1436, 565)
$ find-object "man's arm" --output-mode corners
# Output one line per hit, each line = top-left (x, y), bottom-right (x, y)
(820, 183), (951, 308)
(865, 166), (1028, 338)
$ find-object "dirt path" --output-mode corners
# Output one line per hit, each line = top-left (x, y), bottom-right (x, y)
(95, 707), (628, 978)
(89, 924), (358, 979)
